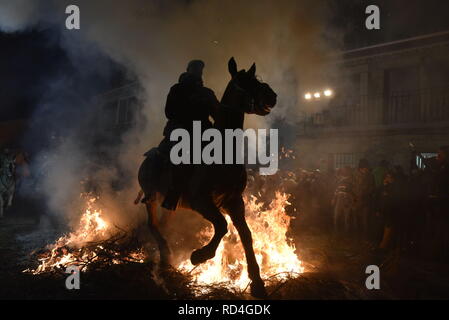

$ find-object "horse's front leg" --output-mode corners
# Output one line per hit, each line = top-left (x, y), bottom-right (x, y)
(225, 196), (266, 298)
(190, 198), (228, 265)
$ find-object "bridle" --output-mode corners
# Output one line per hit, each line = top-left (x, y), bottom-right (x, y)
(229, 78), (257, 114)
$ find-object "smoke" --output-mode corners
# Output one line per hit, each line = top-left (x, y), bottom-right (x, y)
(75, 0), (337, 123)
(0, 0), (342, 228)
(0, 0), (39, 32)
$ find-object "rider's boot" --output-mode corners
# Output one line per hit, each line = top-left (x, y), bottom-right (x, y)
(161, 165), (184, 211)
(161, 189), (181, 211)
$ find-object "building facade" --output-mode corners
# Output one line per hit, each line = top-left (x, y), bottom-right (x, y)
(88, 82), (144, 151)
(296, 31), (449, 171)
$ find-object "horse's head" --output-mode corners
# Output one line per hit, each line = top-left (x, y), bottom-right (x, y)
(227, 57), (277, 116)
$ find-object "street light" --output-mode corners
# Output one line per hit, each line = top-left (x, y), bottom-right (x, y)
(303, 88), (334, 101)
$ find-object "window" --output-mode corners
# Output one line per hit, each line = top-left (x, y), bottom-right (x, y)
(384, 66), (420, 124)
(103, 101), (119, 127)
(100, 96), (140, 129)
(116, 97), (138, 126)
(333, 153), (360, 169)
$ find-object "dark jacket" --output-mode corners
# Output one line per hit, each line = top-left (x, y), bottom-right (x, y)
(163, 72), (218, 136)
(377, 181), (406, 228)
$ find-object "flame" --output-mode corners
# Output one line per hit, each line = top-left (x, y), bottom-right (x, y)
(28, 183), (303, 295)
(68, 197), (108, 243)
(178, 191), (303, 291)
(26, 196), (144, 274)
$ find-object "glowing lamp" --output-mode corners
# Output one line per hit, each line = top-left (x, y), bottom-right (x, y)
(324, 89), (333, 97)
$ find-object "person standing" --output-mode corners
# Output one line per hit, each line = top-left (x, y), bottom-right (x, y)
(353, 158), (376, 241)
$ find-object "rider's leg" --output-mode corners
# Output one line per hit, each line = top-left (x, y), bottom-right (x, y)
(162, 164), (192, 210)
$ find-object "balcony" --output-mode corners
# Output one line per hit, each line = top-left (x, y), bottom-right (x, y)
(300, 86), (449, 136)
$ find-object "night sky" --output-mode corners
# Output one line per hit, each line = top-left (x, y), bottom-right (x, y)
(1, 0), (448, 122)
(0, 30), (66, 120)
(0, 29), (124, 122)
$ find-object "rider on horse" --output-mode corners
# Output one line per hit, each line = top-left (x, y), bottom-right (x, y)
(159, 60), (220, 211)
(138, 58), (277, 298)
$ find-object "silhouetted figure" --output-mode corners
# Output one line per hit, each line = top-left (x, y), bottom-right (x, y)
(138, 58), (278, 298)
(423, 146), (449, 260)
(377, 171), (406, 251)
(354, 158), (375, 241)
(373, 160), (389, 189)
(407, 167), (426, 255)
(332, 166), (355, 235)
(158, 60), (220, 210)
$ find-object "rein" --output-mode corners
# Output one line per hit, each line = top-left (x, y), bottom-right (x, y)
(227, 79), (256, 114)
(215, 80), (255, 131)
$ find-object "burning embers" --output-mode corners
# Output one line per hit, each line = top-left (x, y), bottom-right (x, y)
(25, 195), (145, 275)
(178, 192), (303, 292)
(26, 184), (303, 294)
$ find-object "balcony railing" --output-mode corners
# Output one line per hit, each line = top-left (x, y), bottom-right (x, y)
(303, 87), (449, 131)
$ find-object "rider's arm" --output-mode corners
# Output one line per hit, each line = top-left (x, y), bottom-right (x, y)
(165, 85), (185, 120)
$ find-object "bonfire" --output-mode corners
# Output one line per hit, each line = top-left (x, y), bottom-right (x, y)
(26, 179), (303, 295)
(25, 195), (146, 275)
(178, 192), (303, 293)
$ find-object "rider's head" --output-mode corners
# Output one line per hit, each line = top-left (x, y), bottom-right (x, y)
(187, 60), (205, 78)
(179, 72), (203, 86)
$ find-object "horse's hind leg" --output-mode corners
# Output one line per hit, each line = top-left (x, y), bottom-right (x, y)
(190, 198), (228, 265)
(225, 196), (266, 298)
(145, 199), (171, 266)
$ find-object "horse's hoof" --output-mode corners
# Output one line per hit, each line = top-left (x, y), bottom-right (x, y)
(190, 248), (214, 265)
(250, 280), (267, 299)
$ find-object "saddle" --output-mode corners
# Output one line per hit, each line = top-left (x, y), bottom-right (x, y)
(142, 146), (188, 210)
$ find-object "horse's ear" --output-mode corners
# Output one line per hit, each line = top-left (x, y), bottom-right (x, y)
(228, 57), (237, 77)
(248, 63), (256, 77)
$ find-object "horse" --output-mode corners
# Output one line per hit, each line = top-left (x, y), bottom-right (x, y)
(138, 57), (277, 298)
(0, 151), (29, 218)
